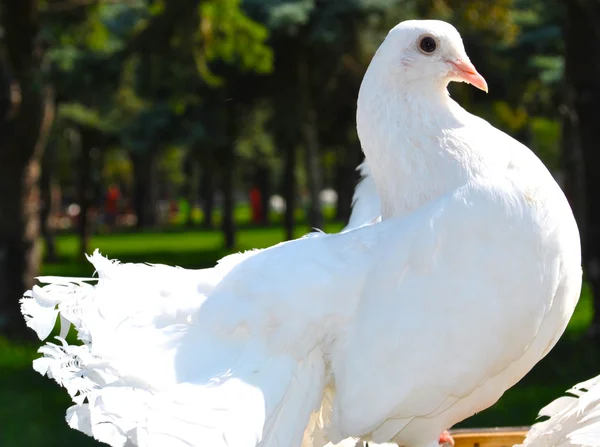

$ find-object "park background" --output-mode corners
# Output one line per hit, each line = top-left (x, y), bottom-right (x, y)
(1, 1), (600, 446)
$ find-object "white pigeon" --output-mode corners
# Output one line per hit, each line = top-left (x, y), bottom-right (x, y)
(21, 19), (582, 447)
(516, 375), (600, 447)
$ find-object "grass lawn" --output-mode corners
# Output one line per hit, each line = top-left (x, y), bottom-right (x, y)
(0, 223), (597, 446)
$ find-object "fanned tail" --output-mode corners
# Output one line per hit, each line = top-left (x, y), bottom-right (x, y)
(517, 375), (600, 447)
(21, 250), (327, 447)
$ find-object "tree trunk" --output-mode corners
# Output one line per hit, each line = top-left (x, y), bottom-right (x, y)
(272, 102), (298, 239)
(271, 35), (301, 240)
(298, 55), (324, 230)
(334, 161), (353, 223)
(220, 102), (237, 249)
(40, 138), (58, 262)
(131, 151), (157, 229)
(221, 143), (236, 249)
(0, 0), (55, 336)
(200, 169), (215, 229)
(282, 140), (297, 241)
(563, 0), (600, 338)
(200, 152), (216, 229)
(335, 142), (362, 222)
(183, 152), (196, 226)
(71, 128), (91, 258)
(273, 112), (298, 239)
(561, 90), (586, 243)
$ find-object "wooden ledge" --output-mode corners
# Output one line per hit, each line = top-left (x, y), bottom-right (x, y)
(449, 427), (529, 447)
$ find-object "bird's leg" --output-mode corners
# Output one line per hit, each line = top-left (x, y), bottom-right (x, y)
(439, 430), (454, 446)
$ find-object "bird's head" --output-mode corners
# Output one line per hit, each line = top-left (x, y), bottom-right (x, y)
(368, 19), (487, 93)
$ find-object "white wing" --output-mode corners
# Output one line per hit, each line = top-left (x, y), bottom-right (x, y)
(516, 375), (600, 447)
(22, 247), (329, 447)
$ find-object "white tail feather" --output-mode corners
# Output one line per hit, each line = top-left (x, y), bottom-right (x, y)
(21, 250), (327, 447)
(518, 375), (600, 447)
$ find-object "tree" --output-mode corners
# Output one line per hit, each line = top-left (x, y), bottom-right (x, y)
(0, 0), (55, 337)
(122, 0), (273, 239)
(46, 0), (273, 238)
(46, 3), (135, 249)
(562, 0), (600, 337)
(245, 0), (402, 234)
(40, 133), (59, 262)
(235, 102), (277, 226)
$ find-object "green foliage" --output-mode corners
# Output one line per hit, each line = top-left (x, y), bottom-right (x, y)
(493, 101), (529, 133)
(103, 148), (133, 186)
(199, 0), (273, 76)
(246, 0), (403, 41)
(41, 0), (275, 171)
(530, 55), (564, 85)
(236, 102), (276, 165)
(158, 145), (188, 187)
(245, 0), (314, 31)
(529, 116), (561, 170)
(57, 102), (120, 134)
(37, 0), (568, 202)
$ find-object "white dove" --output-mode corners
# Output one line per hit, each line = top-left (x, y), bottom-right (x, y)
(21, 19), (581, 447)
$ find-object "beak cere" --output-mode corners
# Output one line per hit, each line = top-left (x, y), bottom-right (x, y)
(449, 59), (488, 93)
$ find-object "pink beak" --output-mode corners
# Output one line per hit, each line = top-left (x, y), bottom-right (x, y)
(448, 59), (488, 93)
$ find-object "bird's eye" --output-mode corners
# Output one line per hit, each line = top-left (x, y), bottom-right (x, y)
(418, 36), (437, 54)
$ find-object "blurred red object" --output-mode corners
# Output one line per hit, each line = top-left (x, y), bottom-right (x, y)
(249, 187), (263, 224)
(105, 184), (121, 228)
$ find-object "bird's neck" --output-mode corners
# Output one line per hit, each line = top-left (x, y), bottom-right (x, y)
(357, 79), (475, 219)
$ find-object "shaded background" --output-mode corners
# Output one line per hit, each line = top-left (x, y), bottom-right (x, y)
(0, 0), (599, 446)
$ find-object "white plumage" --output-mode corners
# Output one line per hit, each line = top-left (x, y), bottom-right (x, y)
(21, 19), (582, 447)
(518, 375), (600, 447)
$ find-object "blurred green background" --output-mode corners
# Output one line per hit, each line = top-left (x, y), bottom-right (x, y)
(2, 0), (600, 446)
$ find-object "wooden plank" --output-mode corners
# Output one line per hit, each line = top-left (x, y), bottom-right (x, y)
(449, 427), (529, 447)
